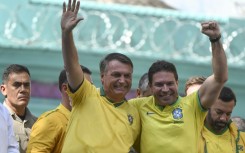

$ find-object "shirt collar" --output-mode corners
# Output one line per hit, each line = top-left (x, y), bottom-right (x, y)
(153, 96), (181, 111)
(3, 101), (36, 122)
(58, 104), (71, 119)
(99, 87), (127, 107)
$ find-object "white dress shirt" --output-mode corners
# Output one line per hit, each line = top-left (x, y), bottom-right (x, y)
(0, 103), (19, 153)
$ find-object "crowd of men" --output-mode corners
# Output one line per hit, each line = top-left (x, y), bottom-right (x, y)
(0, 0), (245, 152)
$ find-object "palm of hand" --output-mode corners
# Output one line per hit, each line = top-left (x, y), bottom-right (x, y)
(61, 12), (78, 31)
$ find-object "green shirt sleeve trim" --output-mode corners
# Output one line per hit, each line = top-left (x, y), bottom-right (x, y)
(197, 90), (208, 112)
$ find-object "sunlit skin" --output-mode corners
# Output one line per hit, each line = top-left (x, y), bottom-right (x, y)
(186, 84), (202, 96)
(205, 99), (235, 134)
(0, 72), (31, 116)
(101, 60), (132, 103)
(150, 71), (178, 106)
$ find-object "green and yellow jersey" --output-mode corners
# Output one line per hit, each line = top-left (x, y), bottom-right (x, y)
(199, 121), (245, 153)
(129, 91), (207, 153)
(61, 79), (140, 153)
(27, 104), (70, 153)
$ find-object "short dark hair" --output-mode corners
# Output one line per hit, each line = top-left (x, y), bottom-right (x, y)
(185, 76), (206, 94)
(148, 60), (178, 84)
(99, 53), (133, 74)
(58, 65), (92, 91)
(219, 86), (237, 106)
(81, 65), (92, 75)
(2, 64), (30, 83)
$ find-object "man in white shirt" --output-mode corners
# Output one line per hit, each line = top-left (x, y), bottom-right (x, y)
(0, 102), (19, 153)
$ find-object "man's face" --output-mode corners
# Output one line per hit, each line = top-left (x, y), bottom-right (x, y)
(207, 99), (235, 133)
(150, 71), (178, 106)
(101, 60), (132, 102)
(1, 72), (31, 109)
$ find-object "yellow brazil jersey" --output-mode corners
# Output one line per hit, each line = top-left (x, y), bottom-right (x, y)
(27, 104), (70, 153)
(61, 79), (140, 153)
(201, 126), (235, 153)
(129, 91), (207, 153)
(199, 122), (245, 153)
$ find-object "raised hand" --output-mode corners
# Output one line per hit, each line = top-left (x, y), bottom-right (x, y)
(201, 21), (221, 39)
(61, 0), (83, 33)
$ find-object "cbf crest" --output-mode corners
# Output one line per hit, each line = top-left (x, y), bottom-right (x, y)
(172, 108), (183, 119)
(238, 145), (243, 151)
(127, 114), (134, 125)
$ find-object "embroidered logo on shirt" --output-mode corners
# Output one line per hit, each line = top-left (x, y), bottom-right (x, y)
(238, 145), (244, 151)
(128, 114), (134, 125)
(172, 108), (183, 119)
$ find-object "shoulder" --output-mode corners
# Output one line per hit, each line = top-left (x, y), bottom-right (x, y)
(0, 103), (9, 115)
(182, 91), (198, 101)
(25, 107), (38, 121)
(128, 96), (153, 108)
(0, 103), (11, 122)
(68, 79), (96, 96)
(33, 110), (62, 130)
(37, 108), (63, 122)
(182, 92), (204, 109)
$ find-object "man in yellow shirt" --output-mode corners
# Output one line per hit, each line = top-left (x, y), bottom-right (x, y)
(60, 0), (140, 152)
(26, 66), (92, 153)
(129, 21), (228, 153)
(199, 86), (245, 153)
(185, 78), (245, 153)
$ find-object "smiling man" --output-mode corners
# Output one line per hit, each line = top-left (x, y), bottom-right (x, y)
(129, 21), (228, 153)
(60, 0), (140, 152)
(1, 64), (37, 153)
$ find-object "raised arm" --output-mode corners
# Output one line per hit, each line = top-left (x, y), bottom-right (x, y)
(198, 21), (228, 109)
(61, 0), (84, 90)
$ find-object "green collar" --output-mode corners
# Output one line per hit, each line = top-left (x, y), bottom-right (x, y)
(204, 120), (232, 135)
(154, 96), (181, 111)
(100, 87), (127, 107)
(154, 101), (165, 111)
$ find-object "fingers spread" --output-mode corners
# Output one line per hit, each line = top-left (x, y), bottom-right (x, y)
(67, 0), (71, 11)
(71, 0), (77, 11)
(63, 2), (66, 13)
(75, 0), (80, 14)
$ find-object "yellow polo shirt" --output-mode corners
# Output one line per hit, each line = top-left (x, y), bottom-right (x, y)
(61, 79), (140, 153)
(27, 104), (70, 153)
(129, 91), (207, 153)
(199, 122), (245, 153)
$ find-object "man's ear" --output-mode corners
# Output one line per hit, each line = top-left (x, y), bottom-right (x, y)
(62, 83), (68, 92)
(0, 84), (7, 97)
